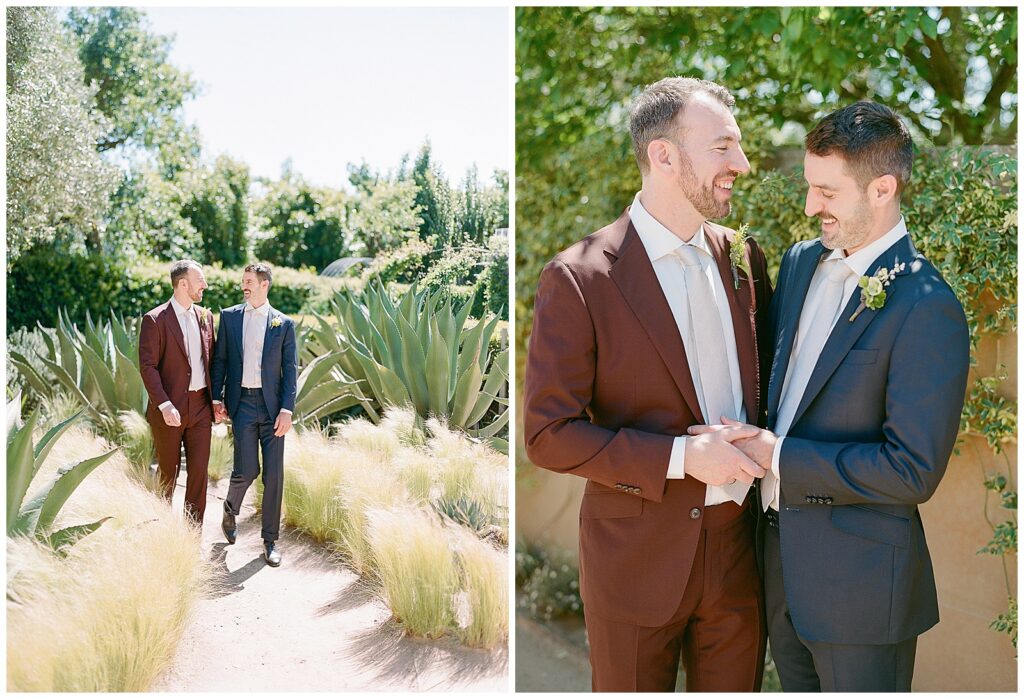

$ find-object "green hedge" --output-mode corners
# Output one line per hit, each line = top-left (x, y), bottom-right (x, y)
(7, 249), (356, 332)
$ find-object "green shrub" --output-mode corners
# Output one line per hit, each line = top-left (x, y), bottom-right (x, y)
(514, 541), (583, 621)
(361, 237), (432, 285)
(7, 250), (354, 332)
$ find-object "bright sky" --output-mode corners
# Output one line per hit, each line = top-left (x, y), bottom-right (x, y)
(143, 7), (509, 188)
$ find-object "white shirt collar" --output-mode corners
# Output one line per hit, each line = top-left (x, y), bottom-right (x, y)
(244, 301), (272, 316)
(824, 216), (909, 278)
(629, 193), (711, 261)
(170, 296), (193, 316)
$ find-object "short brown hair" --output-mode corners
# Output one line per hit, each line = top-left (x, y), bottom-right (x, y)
(244, 262), (273, 286)
(805, 101), (914, 194)
(169, 260), (201, 288)
(629, 76), (735, 173)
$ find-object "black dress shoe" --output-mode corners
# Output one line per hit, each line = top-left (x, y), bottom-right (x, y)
(222, 511), (236, 544)
(263, 540), (281, 567)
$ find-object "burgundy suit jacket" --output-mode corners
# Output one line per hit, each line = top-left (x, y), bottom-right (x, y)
(139, 301), (216, 420)
(524, 209), (773, 626)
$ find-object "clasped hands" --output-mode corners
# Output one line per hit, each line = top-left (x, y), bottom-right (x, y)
(211, 402), (291, 437)
(683, 417), (777, 487)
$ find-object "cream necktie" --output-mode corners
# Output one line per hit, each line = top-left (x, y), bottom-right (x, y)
(677, 245), (748, 505)
(763, 258), (854, 511)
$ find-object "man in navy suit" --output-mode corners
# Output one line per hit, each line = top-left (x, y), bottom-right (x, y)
(210, 262), (298, 567)
(691, 102), (969, 690)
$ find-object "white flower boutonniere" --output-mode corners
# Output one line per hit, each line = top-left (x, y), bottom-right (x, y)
(849, 262), (906, 322)
(270, 316), (282, 329)
(729, 223), (753, 290)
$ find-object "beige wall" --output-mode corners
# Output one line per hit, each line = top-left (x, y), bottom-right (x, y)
(516, 329), (1017, 691)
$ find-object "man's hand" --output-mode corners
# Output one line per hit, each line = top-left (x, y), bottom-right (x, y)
(688, 417), (777, 472)
(273, 411), (292, 437)
(213, 403), (227, 423)
(684, 423), (766, 486)
(161, 404), (182, 427)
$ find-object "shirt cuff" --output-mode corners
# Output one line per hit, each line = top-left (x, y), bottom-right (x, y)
(211, 400), (222, 405)
(158, 401), (173, 411)
(279, 409), (292, 415)
(667, 436), (687, 479)
(771, 435), (785, 481)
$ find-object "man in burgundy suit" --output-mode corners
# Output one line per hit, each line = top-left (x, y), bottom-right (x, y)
(139, 259), (217, 526)
(524, 77), (773, 691)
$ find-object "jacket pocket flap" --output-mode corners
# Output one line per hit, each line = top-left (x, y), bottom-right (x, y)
(831, 504), (909, 547)
(580, 492), (644, 519)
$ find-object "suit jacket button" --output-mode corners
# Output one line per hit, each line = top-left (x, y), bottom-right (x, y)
(805, 496), (813, 503)
(615, 484), (623, 490)
(633, 487), (642, 495)
(689, 507), (701, 519)
(825, 497), (833, 505)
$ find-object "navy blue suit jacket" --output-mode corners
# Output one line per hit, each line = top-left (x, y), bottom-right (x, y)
(210, 304), (298, 419)
(766, 233), (969, 645)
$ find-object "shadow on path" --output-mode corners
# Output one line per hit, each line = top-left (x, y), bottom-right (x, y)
(344, 618), (509, 689)
(207, 542), (266, 598)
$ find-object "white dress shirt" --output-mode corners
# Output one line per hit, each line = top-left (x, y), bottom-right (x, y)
(765, 217), (910, 511)
(629, 194), (748, 506)
(241, 302), (271, 389)
(158, 296), (206, 411)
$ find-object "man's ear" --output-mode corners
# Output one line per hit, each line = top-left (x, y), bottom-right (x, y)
(869, 174), (899, 207)
(646, 139), (676, 177)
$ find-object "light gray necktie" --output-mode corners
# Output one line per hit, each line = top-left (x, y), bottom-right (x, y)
(677, 244), (747, 504)
(763, 258), (853, 511)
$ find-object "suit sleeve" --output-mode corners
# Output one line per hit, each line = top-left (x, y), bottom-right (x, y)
(138, 314), (170, 409)
(523, 259), (675, 502)
(280, 319), (298, 413)
(779, 290), (970, 506)
(210, 311), (227, 402)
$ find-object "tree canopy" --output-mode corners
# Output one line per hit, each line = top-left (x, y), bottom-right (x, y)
(6, 7), (118, 261)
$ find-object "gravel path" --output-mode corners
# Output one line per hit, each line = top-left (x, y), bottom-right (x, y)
(152, 475), (508, 692)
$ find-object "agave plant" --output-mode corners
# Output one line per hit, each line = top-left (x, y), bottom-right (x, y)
(7, 407), (116, 556)
(10, 309), (146, 437)
(303, 283), (509, 451)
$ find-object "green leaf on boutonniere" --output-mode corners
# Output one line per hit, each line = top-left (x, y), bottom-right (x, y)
(729, 223), (754, 289)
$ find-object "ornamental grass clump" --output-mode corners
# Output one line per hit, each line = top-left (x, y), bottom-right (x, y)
(281, 426), (349, 544)
(367, 507), (460, 639)
(453, 528), (508, 648)
(207, 425), (233, 482)
(7, 427), (210, 691)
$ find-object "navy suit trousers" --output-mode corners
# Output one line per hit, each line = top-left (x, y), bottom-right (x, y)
(224, 390), (285, 542)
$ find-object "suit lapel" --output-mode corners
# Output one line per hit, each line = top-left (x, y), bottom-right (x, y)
(194, 307), (209, 365)
(233, 307), (245, 363)
(767, 241), (825, 426)
(164, 303), (188, 360)
(609, 220), (705, 423)
(262, 308), (276, 367)
(704, 225), (758, 422)
(789, 235), (918, 429)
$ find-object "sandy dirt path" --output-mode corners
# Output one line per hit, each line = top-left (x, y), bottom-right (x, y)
(152, 475), (508, 692)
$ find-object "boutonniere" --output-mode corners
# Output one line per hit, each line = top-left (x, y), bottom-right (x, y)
(270, 316), (282, 329)
(199, 312), (209, 330)
(849, 262), (907, 321)
(729, 223), (754, 290)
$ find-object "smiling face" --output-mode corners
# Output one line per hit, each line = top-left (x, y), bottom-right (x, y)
(803, 152), (875, 252)
(241, 271), (270, 307)
(668, 95), (750, 220)
(178, 266), (207, 304)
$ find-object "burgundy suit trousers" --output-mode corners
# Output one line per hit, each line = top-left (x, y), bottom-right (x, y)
(585, 500), (766, 692)
(149, 389), (212, 525)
